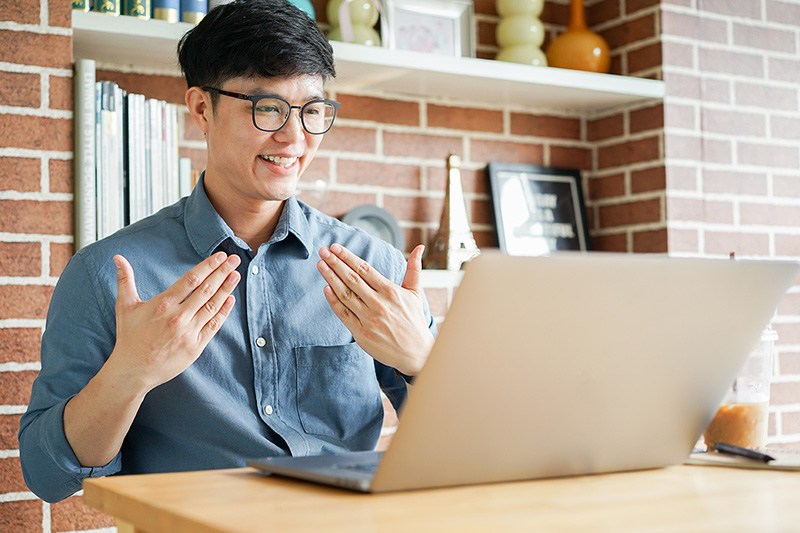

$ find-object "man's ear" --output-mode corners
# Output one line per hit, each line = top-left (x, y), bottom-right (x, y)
(185, 86), (211, 135)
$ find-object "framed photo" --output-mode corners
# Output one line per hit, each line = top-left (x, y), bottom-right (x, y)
(487, 163), (591, 256)
(382, 0), (475, 57)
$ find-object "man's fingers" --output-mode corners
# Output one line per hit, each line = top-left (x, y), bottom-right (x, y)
(181, 254), (241, 316)
(317, 256), (368, 315)
(114, 255), (141, 308)
(401, 244), (425, 292)
(197, 294), (236, 344)
(322, 284), (360, 330)
(169, 252), (231, 303)
(193, 269), (241, 324)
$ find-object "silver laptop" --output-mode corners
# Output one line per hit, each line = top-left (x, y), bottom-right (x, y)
(248, 252), (798, 492)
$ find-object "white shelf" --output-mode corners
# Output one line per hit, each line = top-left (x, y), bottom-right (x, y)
(72, 11), (664, 111)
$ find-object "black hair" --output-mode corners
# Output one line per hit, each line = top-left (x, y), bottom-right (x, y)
(178, 0), (336, 92)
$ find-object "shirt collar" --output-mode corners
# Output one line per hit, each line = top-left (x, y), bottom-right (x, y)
(184, 173), (313, 259)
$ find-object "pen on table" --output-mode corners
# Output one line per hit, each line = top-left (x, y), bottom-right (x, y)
(713, 442), (775, 463)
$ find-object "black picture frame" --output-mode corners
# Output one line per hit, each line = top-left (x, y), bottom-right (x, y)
(487, 163), (590, 255)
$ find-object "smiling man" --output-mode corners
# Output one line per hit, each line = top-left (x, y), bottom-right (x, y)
(19, 0), (435, 504)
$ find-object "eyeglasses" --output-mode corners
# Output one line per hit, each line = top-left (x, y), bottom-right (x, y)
(202, 87), (341, 135)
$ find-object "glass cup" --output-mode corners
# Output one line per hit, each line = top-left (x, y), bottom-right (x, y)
(703, 327), (777, 450)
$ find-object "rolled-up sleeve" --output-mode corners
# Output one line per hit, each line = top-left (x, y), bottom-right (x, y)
(18, 252), (121, 503)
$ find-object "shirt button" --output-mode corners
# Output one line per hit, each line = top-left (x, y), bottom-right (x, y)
(256, 337), (266, 347)
(251, 265), (259, 275)
(264, 405), (274, 415)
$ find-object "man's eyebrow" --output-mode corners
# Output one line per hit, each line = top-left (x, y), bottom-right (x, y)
(251, 89), (327, 101)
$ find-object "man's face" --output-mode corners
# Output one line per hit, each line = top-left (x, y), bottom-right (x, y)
(203, 74), (326, 208)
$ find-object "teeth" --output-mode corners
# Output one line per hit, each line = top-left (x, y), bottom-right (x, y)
(261, 155), (297, 168)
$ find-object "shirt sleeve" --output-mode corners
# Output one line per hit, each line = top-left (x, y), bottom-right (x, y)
(18, 251), (122, 503)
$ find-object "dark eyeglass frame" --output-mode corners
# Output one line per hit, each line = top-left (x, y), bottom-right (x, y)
(202, 86), (341, 135)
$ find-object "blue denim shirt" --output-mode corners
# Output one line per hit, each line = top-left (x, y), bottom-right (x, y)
(19, 176), (434, 503)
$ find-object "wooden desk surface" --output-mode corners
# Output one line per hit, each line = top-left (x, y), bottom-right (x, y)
(83, 465), (800, 532)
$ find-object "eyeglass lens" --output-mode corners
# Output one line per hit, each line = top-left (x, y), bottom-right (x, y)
(254, 98), (336, 134)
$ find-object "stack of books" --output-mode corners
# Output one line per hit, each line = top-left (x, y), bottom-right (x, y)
(74, 59), (194, 249)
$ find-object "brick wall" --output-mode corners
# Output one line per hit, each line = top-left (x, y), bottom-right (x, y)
(660, 0), (800, 446)
(0, 0), (798, 531)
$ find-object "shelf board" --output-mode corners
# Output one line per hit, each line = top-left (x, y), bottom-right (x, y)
(72, 11), (664, 110)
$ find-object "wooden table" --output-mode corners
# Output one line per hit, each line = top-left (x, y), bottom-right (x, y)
(83, 465), (800, 532)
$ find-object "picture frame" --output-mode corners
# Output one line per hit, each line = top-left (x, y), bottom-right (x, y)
(487, 163), (591, 256)
(381, 0), (475, 57)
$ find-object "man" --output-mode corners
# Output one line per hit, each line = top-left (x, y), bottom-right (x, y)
(19, 0), (435, 503)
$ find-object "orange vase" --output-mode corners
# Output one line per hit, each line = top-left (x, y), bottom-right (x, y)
(546, 0), (611, 73)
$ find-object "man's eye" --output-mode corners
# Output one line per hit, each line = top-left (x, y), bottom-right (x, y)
(256, 105), (281, 114)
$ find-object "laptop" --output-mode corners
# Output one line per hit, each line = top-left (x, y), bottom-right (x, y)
(248, 251), (799, 492)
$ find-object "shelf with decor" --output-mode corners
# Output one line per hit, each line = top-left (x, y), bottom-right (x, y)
(72, 11), (664, 111)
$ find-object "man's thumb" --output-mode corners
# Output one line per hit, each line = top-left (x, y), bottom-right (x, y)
(114, 255), (140, 306)
(401, 244), (425, 291)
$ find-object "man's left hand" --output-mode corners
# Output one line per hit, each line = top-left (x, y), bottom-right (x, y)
(317, 243), (435, 377)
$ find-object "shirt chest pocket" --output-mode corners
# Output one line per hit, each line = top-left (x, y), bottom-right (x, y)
(294, 343), (383, 444)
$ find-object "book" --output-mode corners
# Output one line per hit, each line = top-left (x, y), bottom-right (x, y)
(73, 59), (97, 250)
(687, 448), (800, 471)
(153, 0), (179, 22)
(124, 0), (151, 19)
(180, 0), (206, 23)
(93, 0), (120, 15)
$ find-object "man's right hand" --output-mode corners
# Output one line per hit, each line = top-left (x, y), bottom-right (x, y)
(109, 252), (242, 392)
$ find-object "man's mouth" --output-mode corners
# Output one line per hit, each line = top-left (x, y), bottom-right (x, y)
(259, 155), (298, 168)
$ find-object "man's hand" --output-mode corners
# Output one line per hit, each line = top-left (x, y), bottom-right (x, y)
(109, 252), (241, 392)
(317, 244), (434, 376)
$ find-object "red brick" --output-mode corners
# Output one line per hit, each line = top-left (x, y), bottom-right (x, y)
(628, 44), (661, 76)
(738, 142), (799, 169)
(469, 198), (493, 225)
(704, 231), (770, 257)
(541, 1), (568, 27)
(0, 31), (71, 69)
(0, 157), (40, 192)
(318, 191), (377, 219)
(0, 456), (27, 492)
(428, 104), (502, 133)
(96, 70), (186, 104)
(49, 0), (72, 27)
(0, 328), (41, 365)
(383, 132), (461, 160)
(633, 228), (668, 253)
(3, 3), (38, 23)
(337, 94), (419, 126)
(630, 104), (664, 134)
(473, 0), (497, 16)
(478, 19), (497, 48)
(0, 500), (42, 533)
(383, 195), (443, 225)
(183, 110), (205, 141)
(178, 147), (208, 177)
(49, 158), (72, 194)
(735, 81), (798, 112)
(598, 136), (660, 169)
(590, 233), (627, 252)
(0, 200), (72, 235)
(473, 229), (498, 249)
(600, 13), (657, 51)
(428, 167), (488, 196)
(471, 139), (544, 165)
(0, 115), (71, 152)
(337, 160), (420, 190)
(48, 75), (72, 111)
(0, 285), (53, 320)
(51, 495), (116, 533)
(510, 114), (580, 139)
(631, 166), (665, 193)
(589, 173), (625, 200)
(587, 113), (623, 142)
(599, 198), (661, 228)
(49, 242), (74, 277)
(0, 414), (22, 450)
(0, 72), (40, 108)
(323, 126), (377, 154)
(626, 0), (660, 14)
(0, 242), (40, 277)
(586, 0), (621, 27)
(311, 0), (327, 22)
(298, 156), (329, 187)
(549, 145), (590, 169)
